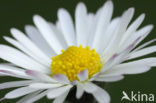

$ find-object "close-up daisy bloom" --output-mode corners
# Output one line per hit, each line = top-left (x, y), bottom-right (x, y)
(0, 0), (156, 103)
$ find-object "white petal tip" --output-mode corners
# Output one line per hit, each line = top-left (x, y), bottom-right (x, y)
(10, 28), (17, 33)
(0, 97), (5, 101)
(102, 0), (113, 11)
(145, 25), (154, 33)
(149, 24), (154, 29)
(77, 2), (86, 8)
(33, 15), (43, 23)
(105, 0), (113, 5)
(3, 36), (8, 40)
(141, 13), (146, 18)
(33, 14), (40, 19)
(25, 25), (33, 29)
(58, 8), (67, 16)
(128, 7), (135, 12)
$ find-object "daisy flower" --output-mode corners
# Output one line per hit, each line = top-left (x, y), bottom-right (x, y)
(0, 1), (156, 103)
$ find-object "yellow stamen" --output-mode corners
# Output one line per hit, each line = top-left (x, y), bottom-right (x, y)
(51, 45), (102, 81)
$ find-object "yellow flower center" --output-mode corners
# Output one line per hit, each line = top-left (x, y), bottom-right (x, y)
(50, 45), (102, 81)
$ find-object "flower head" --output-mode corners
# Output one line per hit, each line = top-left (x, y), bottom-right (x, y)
(0, 1), (156, 103)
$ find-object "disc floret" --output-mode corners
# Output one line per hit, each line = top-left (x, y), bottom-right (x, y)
(51, 45), (102, 81)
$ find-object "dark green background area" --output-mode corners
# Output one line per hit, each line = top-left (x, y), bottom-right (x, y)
(0, 0), (156, 103)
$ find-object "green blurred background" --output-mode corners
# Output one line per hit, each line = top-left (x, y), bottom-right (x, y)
(0, 0), (156, 103)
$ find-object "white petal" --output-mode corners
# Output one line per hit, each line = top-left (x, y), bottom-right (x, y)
(98, 17), (120, 53)
(128, 46), (156, 60)
(0, 64), (31, 79)
(10, 28), (51, 66)
(85, 14), (95, 46)
(53, 74), (70, 84)
(101, 37), (139, 72)
(33, 15), (63, 54)
(17, 91), (41, 103)
(87, 13), (95, 28)
(0, 74), (5, 76)
(92, 1), (113, 49)
(75, 2), (88, 46)
(0, 45), (49, 73)
(135, 25), (154, 46)
(0, 80), (33, 90)
(119, 14), (145, 49)
(58, 9), (76, 46)
(53, 90), (70, 103)
(4, 36), (50, 67)
(103, 62), (151, 76)
(95, 75), (124, 82)
(25, 25), (56, 57)
(29, 83), (63, 89)
(121, 25), (153, 51)
(126, 57), (156, 67)
(101, 54), (118, 72)
(103, 8), (134, 56)
(133, 39), (156, 51)
(25, 70), (57, 83)
(77, 69), (88, 81)
(87, 7), (102, 47)
(83, 82), (98, 93)
(76, 83), (84, 99)
(92, 86), (110, 103)
(48, 22), (68, 49)
(0, 70), (14, 76)
(5, 87), (39, 99)
(25, 90), (48, 103)
(101, 40), (135, 72)
(47, 85), (72, 99)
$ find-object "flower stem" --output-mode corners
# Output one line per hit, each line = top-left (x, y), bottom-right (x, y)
(66, 87), (94, 103)
(66, 83), (108, 103)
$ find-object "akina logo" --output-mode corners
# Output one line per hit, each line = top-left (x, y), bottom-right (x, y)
(121, 91), (155, 102)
